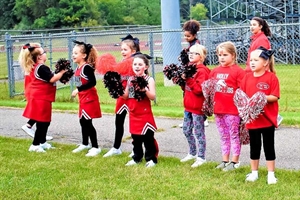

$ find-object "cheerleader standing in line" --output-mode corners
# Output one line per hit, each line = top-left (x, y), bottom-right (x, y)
(209, 41), (245, 171)
(123, 54), (159, 167)
(242, 47), (279, 184)
(71, 41), (102, 157)
(19, 43), (66, 152)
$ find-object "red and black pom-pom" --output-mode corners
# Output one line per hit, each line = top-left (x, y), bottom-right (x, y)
(131, 76), (148, 101)
(103, 71), (124, 99)
(54, 58), (74, 84)
(178, 49), (189, 65)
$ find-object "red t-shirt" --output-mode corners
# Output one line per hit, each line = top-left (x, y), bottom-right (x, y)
(240, 71), (280, 129)
(209, 64), (245, 115)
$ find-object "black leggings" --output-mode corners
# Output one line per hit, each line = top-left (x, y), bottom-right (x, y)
(27, 119), (36, 127)
(113, 111), (127, 149)
(80, 117), (98, 148)
(249, 126), (276, 160)
(32, 121), (50, 145)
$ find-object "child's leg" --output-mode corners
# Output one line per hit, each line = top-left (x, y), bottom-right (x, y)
(262, 126), (276, 171)
(225, 114), (241, 163)
(27, 119), (36, 127)
(131, 134), (143, 162)
(192, 113), (206, 159)
(34, 121), (50, 145)
(182, 111), (196, 156)
(144, 129), (158, 163)
(114, 111), (127, 149)
(215, 114), (230, 162)
(249, 128), (262, 170)
(79, 118), (91, 146)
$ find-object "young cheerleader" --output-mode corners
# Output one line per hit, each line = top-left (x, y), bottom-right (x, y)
(71, 41), (102, 157)
(179, 44), (210, 168)
(123, 54), (159, 168)
(209, 41), (245, 171)
(242, 47), (279, 184)
(100, 34), (141, 157)
(19, 43), (66, 152)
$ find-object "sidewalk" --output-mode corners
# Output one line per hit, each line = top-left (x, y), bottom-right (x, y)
(0, 107), (299, 170)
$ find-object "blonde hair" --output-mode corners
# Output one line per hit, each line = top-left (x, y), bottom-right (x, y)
(18, 43), (42, 73)
(74, 44), (98, 68)
(216, 41), (237, 64)
(121, 39), (140, 53)
(189, 44), (207, 62)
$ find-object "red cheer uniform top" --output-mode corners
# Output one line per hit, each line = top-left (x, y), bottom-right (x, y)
(115, 75), (131, 114)
(127, 75), (157, 135)
(184, 63), (210, 115)
(24, 73), (31, 99)
(209, 64), (245, 115)
(240, 71), (280, 129)
(246, 32), (271, 72)
(74, 63), (101, 119)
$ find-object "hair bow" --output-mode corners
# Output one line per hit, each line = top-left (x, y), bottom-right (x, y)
(257, 46), (275, 60)
(22, 43), (36, 52)
(73, 40), (93, 56)
(120, 34), (140, 46)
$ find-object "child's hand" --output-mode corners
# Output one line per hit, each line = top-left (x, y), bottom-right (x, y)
(181, 73), (186, 80)
(71, 89), (78, 97)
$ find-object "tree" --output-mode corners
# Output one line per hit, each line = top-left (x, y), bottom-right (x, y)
(0, 0), (17, 29)
(190, 3), (208, 21)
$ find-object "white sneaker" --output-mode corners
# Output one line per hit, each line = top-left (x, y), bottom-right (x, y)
(145, 160), (156, 168)
(191, 157), (206, 168)
(103, 147), (122, 157)
(28, 144), (46, 153)
(128, 151), (134, 158)
(72, 144), (91, 153)
(85, 147), (101, 157)
(222, 162), (240, 171)
(204, 120), (209, 127)
(40, 142), (53, 150)
(125, 159), (138, 166)
(267, 176), (278, 185)
(46, 135), (53, 141)
(180, 154), (197, 162)
(178, 123), (183, 128)
(245, 173), (258, 182)
(22, 125), (35, 138)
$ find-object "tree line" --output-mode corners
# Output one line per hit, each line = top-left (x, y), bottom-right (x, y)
(0, 0), (210, 30)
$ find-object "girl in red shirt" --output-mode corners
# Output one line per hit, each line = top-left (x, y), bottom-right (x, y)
(241, 47), (279, 184)
(19, 43), (66, 152)
(179, 44), (210, 168)
(71, 41), (102, 157)
(209, 41), (245, 171)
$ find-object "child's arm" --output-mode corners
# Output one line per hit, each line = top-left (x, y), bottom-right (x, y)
(266, 95), (278, 103)
(145, 77), (156, 100)
(122, 85), (129, 99)
(50, 70), (67, 83)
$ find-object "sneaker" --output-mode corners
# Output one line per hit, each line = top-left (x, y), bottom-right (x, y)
(277, 115), (283, 126)
(191, 157), (206, 168)
(22, 125), (35, 138)
(40, 142), (53, 150)
(125, 159), (138, 166)
(128, 151), (134, 158)
(215, 161), (229, 169)
(85, 147), (101, 157)
(72, 144), (91, 153)
(28, 144), (46, 153)
(103, 147), (122, 157)
(245, 173), (258, 182)
(267, 176), (278, 185)
(180, 154), (197, 162)
(204, 120), (209, 127)
(145, 160), (156, 168)
(178, 123), (183, 128)
(46, 135), (53, 141)
(223, 162), (240, 171)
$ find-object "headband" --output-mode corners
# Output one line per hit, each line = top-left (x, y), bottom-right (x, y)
(257, 46), (275, 60)
(120, 34), (140, 46)
(73, 40), (93, 56)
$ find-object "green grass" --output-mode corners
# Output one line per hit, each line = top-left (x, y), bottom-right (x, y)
(0, 136), (299, 199)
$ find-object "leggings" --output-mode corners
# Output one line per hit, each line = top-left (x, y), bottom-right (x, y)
(131, 129), (159, 163)
(27, 119), (36, 127)
(113, 111), (127, 149)
(249, 126), (276, 160)
(32, 121), (50, 145)
(79, 117), (98, 148)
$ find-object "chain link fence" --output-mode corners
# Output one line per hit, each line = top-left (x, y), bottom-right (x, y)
(1, 23), (299, 115)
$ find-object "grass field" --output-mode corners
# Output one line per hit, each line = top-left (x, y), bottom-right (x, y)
(0, 136), (299, 199)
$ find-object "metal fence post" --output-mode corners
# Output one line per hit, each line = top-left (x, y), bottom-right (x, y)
(68, 31), (77, 93)
(49, 33), (53, 69)
(5, 33), (14, 97)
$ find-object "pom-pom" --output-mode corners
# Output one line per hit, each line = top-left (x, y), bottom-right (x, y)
(178, 49), (189, 65)
(103, 71), (124, 99)
(163, 64), (185, 86)
(201, 79), (217, 116)
(234, 89), (267, 124)
(183, 63), (197, 78)
(54, 58), (74, 84)
(113, 57), (135, 76)
(239, 122), (250, 145)
(95, 53), (116, 74)
(131, 76), (148, 101)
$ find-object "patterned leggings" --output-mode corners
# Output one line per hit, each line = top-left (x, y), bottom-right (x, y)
(215, 114), (241, 157)
(182, 111), (206, 159)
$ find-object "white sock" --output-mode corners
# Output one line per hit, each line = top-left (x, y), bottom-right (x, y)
(252, 170), (258, 177)
(268, 171), (275, 177)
